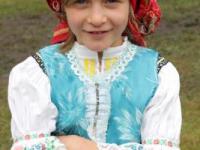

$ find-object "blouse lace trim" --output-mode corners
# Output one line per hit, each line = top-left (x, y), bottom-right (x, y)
(67, 41), (137, 84)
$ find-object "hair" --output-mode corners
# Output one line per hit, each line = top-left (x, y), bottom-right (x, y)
(59, 0), (138, 53)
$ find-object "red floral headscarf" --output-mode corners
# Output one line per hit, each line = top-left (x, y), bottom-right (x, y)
(47, 0), (161, 46)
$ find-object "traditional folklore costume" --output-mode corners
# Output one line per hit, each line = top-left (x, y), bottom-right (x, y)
(8, 0), (182, 150)
(9, 37), (181, 150)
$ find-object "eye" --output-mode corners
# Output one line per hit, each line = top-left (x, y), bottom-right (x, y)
(74, 0), (87, 4)
(106, 0), (119, 3)
(104, 0), (120, 8)
(104, 0), (120, 7)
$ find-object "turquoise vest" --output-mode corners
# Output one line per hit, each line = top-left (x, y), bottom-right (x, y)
(39, 43), (159, 144)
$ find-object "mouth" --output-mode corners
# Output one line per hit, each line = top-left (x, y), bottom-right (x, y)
(84, 29), (111, 34)
(87, 31), (109, 34)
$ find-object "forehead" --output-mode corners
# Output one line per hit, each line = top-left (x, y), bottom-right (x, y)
(63, 0), (129, 5)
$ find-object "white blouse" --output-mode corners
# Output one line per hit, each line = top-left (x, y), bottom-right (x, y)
(8, 42), (182, 150)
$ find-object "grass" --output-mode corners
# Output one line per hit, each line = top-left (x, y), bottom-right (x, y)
(0, 0), (200, 149)
(147, 1), (200, 148)
(159, 0), (200, 23)
(0, 0), (48, 18)
(0, 80), (11, 150)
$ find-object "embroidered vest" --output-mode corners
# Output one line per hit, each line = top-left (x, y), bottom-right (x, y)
(39, 43), (159, 144)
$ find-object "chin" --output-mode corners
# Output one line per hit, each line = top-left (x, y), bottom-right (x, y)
(86, 43), (112, 52)
(89, 46), (107, 52)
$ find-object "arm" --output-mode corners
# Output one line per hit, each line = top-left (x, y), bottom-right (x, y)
(141, 62), (182, 149)
(8, 57), (66, 150)
(57, 135), (97, 150)
(57, 135), (142, 150)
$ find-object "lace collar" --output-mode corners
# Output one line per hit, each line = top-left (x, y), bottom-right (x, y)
(67, 38), (137, 84)
(71, 37), (128, 60)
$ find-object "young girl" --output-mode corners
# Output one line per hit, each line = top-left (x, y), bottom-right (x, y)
(8, 0), (182, 150)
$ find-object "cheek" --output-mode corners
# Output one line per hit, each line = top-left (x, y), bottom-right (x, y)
(112, 13), (129, 30)
(65, 10), (83, 34)
(110, 8), (129, 30)
(67, 16), (79, 32)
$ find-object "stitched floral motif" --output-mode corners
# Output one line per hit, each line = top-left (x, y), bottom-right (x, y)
(97, 142), (143, 150)
(13, 136), (62, 150)
(142, 139), (178, 147)
(13, 143), (45, 150)
(15, 133), (50, 143)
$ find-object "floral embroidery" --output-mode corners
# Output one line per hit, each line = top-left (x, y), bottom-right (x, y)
(142, 139), (177, 147)
(13, 136), (62, 150)
(13, 145), (24, 150)
(97, 142), (143, 150)
(15, 133), (50, 143)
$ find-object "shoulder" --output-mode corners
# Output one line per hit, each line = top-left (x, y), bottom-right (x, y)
(8, 58), (57, 140)
(127, 43), (159, 66)
(127, 42), (158, 56)
(38, 43), (68, 66)
(9, 55), (49, 87)
(10, 43), (62, 77)
(10, 56), (38, 76)
(128, 42), (172, 73)
(39, 43), (62, 55)
(158, 62), (180, 90)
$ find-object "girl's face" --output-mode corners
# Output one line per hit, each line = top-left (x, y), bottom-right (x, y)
(64, 0), (129, 52)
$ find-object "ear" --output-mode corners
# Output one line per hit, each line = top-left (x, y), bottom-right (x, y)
(46, 0), (62, 12)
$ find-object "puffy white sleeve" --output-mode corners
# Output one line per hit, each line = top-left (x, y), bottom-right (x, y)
(141, 62), (182, 150)
(8, 57), (66, 150)
(97, 62), (182, 150)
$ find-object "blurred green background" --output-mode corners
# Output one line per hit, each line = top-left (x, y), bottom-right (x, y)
(0, 0), (200, 149)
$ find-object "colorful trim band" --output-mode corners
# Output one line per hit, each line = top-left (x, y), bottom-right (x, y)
(142, 139), (178, 147)
(13, 137), (57, 150)
(14, 133), (50, 143)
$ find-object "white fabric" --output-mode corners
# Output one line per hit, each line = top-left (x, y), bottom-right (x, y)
(11, 136), (66, 150)
(8, 43), (181, 150)
(72, 36), (127, 74)
(68, 37), (135, 85)
(84, 83), (112, 142)
(73, 37), (127, 60)
(141, 63), (181, 146)
(8, 57), (65, 150)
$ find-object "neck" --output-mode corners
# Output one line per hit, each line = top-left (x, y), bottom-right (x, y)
(98, 52), (103, 72)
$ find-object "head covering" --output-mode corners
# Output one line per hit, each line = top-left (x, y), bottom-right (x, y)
(47, 0), (161, 46)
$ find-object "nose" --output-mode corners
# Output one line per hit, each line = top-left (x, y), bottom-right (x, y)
(87, 6), (107, 27)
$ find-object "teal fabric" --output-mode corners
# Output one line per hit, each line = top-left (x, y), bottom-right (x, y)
(39, 43), (159, 143)
(107, 48), (159, 144)
(39, 44), (89, 138)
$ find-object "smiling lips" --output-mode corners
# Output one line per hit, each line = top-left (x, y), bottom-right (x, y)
(84, 30), (111, 39)
(88, 31), (108, 34)
(85, 29), (111, 34)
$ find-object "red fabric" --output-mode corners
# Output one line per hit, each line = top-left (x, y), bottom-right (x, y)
(50, 21), (69, 44)
(129, 0), (161, 46)
(47, 0), (161, 46)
